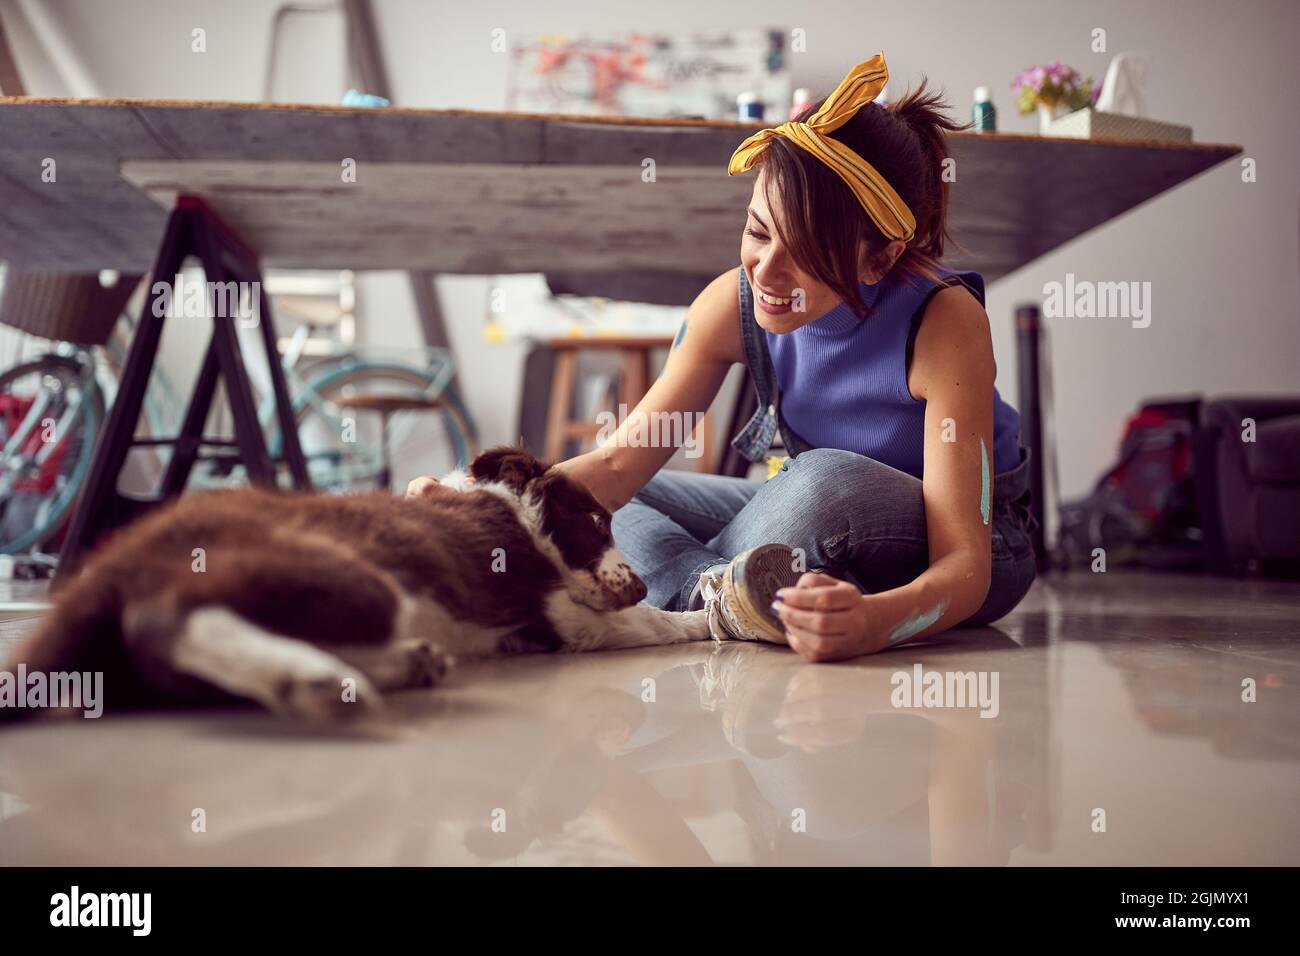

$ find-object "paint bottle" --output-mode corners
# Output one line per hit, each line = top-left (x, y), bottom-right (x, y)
(789, 87), (813, 120)
(972, 86), (997, 132)
(736, 92), (765, 122)
(342, 88), (391, 108)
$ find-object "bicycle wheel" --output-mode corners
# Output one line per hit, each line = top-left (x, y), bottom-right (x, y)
(0, 353), (104, 553)
(288, 363), (476, 492)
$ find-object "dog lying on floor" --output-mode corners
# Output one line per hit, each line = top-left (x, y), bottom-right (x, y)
(1, 447), (709, 722)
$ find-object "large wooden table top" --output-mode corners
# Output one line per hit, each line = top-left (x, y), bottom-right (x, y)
(0, 98), (1240, 283)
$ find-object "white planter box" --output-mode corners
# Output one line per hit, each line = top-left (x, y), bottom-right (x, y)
(1047, 107), (1193, 143)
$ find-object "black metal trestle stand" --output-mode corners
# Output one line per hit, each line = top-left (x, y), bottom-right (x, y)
(59, 196), (311, 575)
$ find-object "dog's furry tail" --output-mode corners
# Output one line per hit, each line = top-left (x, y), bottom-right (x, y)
(0, 572), (128, 724)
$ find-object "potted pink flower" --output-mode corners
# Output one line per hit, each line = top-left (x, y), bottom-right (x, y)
(1013, 63), (1099, 133)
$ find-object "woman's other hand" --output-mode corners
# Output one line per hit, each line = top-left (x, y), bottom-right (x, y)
(772, 573), (883, 661)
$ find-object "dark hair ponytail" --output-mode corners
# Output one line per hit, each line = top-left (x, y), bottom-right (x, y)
(759, 76), (966, 317)
(886, 81), (965, 270)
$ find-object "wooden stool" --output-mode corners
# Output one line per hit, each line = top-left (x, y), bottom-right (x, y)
(343, 393), (451, 492)
(542, 336), (712, 470)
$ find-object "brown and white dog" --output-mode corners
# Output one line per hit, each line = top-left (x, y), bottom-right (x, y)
(2, 447), (708, 721)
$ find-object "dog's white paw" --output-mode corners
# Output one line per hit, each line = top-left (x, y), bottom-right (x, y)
(405, 641), (452, 688)
(271, 668), (382, 721)
(679, 609), (712, 641)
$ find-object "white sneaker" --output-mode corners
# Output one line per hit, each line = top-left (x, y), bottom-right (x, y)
(699, 543), (801, 645)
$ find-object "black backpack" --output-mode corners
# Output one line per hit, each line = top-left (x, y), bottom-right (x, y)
(1056, 397), (1203, 570)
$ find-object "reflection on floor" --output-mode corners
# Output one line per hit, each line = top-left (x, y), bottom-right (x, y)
(0, 570), (1297, 865)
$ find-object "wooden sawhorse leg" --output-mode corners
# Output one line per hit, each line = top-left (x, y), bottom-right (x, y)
(59, 196), (311, 575)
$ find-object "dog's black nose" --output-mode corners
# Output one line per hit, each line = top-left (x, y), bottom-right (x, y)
(630, 575), (648, 603)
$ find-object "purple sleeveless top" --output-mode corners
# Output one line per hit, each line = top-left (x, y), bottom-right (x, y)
(765, 269), (1021, 479)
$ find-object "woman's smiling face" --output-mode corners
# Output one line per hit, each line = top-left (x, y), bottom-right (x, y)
(740, 170), (851, 333)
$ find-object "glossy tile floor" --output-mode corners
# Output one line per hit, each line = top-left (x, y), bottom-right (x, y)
(1, 570), (1297, 866)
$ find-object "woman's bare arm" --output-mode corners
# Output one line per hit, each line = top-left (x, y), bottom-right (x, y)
(556, 269), (744, 511)
(407, 269), (743, 508)
(881, 284), (997, 637)
(772, 285), (997, 659)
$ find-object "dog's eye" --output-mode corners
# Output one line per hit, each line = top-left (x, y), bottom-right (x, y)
(591, 513), (605, 530)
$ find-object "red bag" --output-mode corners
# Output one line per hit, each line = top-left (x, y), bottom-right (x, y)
(1057, 398), (1203, 569)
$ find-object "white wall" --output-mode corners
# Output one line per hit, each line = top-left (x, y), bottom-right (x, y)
(8, 0), (1298, 503)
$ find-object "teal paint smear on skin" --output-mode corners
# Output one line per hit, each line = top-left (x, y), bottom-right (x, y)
(672, 318), (688, 350)
(888, 600), (948, 644)
(979, 437), (991, 526)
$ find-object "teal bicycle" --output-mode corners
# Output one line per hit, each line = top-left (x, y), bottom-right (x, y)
(0, 313), (477, 556)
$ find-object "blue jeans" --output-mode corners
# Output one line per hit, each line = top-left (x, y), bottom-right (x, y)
(611, 447), (1038, 627)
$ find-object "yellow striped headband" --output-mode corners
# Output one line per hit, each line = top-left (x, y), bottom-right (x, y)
(727, 53), (917, 243)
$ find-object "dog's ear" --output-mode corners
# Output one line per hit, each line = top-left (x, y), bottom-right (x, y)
(531, 471), (611, 567)
(532, 471), (601, 533)
(470, 446), (547, 493)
